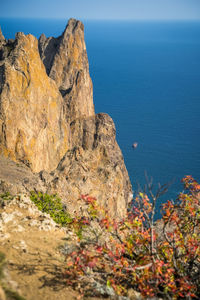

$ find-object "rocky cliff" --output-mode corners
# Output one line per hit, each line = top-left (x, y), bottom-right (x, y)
(0, 19), (132, 218)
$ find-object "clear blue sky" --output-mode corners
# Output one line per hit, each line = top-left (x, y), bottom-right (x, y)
(1, 0), (200, 20)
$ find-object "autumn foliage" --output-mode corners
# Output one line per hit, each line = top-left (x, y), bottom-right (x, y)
(65, 176), (200, 299)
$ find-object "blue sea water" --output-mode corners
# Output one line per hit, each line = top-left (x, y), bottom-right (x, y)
(0, 18), (200, 215)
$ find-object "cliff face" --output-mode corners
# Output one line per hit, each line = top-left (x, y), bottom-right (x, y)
(0, 19), (132, 218)
(42, 113), (132, 218)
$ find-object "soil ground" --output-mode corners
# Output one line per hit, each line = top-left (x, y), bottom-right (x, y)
(0, 195), (102, 300)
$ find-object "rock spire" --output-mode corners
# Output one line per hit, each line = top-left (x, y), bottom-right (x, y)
(39, 18), (94, 123)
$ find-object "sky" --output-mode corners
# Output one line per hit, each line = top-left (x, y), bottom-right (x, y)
(0, 0), (200, 21)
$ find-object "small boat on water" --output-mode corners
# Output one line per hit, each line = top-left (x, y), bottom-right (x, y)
(132, 142), (138, 149)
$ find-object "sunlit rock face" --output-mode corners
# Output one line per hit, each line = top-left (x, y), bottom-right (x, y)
(0, 28), (5, 43)
(0, 19), (132, 218)
(0, 32), (70, 172)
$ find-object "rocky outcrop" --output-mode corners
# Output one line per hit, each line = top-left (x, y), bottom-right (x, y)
(42, 114), (132, 218)
(0, 155), (46, 195)
(0, 19), (132, 218)
(0, 28), (5, 43)
(0, 33), (70, 172)
(39, 18), (94, 123)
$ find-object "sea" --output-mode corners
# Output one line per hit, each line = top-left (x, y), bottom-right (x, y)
(0, 18), (200, 217)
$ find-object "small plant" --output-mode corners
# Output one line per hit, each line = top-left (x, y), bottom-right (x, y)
(30, 192), (72, 226)
(0, 192), (12, 200)
(0, 192), (14, 207)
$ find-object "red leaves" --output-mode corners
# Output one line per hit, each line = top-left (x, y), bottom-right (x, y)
(95, 246), (103, 254)
(81, 194), (96, 204)
(66, 177), (200, 299)
(99, 217), (110, 229)
(182, 175), (200, 193)
(87, 258), (97, 268)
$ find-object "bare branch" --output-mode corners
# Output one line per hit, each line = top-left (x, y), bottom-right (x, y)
(135, 262), (152, 270)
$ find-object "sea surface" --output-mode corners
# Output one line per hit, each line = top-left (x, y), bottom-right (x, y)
(0, 18), (200, 216)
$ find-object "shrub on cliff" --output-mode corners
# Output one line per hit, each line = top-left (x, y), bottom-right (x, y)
(30, 192), (72, 226)
(65, 176), (200, 299)
(0, 192), (14, 208)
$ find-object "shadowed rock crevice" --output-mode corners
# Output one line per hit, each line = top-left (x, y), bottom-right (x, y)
(38, 34), (62, 76)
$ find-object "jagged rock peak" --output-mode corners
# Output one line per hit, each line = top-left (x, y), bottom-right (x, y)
(63, 18), (84, 35)
(0, 27), (5, 42)
(39, 18), (94, 123)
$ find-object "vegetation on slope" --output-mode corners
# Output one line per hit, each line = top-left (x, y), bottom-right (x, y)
(30, 192), (72, 226)
(63, 176), (200, 299)
(27, 176), (199, 299)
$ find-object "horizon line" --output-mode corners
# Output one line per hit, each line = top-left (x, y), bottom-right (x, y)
(0, 16), (200, 22)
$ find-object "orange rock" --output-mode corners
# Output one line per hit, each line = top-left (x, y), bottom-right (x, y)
(0, 32), (69, 172)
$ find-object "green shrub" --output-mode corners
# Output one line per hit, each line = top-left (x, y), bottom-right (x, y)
(0, 192), (14, 207)
(30, 192), (72, 226)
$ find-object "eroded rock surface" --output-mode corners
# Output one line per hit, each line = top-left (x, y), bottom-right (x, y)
(0, 27), (5, 44)
(0, 155), (46, 195)
(0, 33), (69, 172)
(45, 113), (132, 218)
